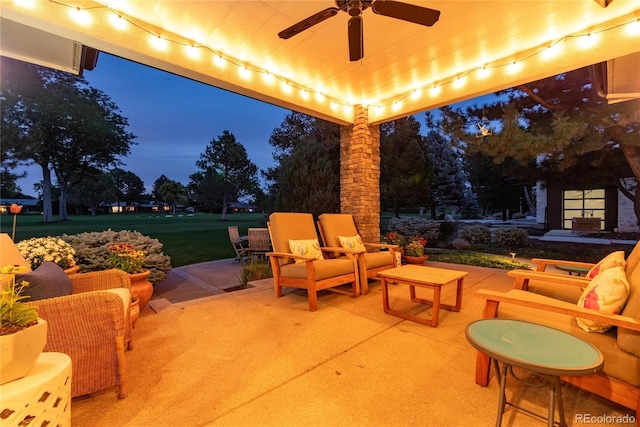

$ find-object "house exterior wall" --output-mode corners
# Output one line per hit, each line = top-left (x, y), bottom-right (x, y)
(536, 179), (638, 232)
(339, 105), (381, 243)
(618, 178), (639, 232)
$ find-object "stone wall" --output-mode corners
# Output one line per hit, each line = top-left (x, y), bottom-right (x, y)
(339, 105), (381, 243)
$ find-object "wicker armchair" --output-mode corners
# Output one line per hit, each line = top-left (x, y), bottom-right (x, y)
(26, 269), (133, 399)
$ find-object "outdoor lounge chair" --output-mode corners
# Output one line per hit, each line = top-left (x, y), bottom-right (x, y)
(317, 213), (399, 294)
(266, 212), (360, 311)
(473, 248), (640, 415)
(228, 226), (249, 262)
(1, 233), (133, 398)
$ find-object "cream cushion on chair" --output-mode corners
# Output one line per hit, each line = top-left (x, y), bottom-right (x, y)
(577, 265), (630, 332)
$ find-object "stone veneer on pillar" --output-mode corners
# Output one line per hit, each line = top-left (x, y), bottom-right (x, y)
(339, 105), (381, 244)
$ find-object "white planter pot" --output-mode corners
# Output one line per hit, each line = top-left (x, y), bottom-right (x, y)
(0, 318), (48, 384)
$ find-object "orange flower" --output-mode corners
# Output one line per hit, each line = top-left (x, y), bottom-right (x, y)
(10, 204), (22, 215)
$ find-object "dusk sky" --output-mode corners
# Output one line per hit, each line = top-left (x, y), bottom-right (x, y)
(15, 53), (492, 198)
(16, 53), (290, 197)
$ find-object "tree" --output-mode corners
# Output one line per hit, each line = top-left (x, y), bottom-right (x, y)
(275, 139), (340, 218)
(158, 180), (187, 214)
(191, 130), (258, 219)
(0, 57), (135, 221)
(423, 130), (467, 218)
(68, 170), (116, 215)
(109, 168), (145, 211)
(152, 175), (169, 201)
(380, 116), (431, 217)
(264, 111), (341, 213)
(437, 64), (640, 222)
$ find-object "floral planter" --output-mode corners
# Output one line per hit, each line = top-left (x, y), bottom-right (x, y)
(402, 255), (429, 265)
(129, 270), (153, 312)
(0, 318), (47, 385)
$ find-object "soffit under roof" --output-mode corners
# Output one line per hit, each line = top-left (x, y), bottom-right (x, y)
(1, 1), (639, 125)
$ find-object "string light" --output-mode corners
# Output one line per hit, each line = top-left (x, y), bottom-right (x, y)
(34, 1), (640, 114)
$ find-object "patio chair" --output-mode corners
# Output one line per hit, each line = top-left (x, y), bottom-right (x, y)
(474, 259), (640, 415)
(248, 227), (271, 260)
(317, 213), (399, 294)
(266, 212), (360, 311)
(1, 233), (133, 398)
(509, 241), (640, 303)
(228, 226), (249, 262)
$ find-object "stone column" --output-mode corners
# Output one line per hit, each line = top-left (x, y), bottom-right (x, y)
(340, 105), (381, 243)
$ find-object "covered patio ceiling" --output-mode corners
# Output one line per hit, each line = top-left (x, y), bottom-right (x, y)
(1, 1), (639, 125)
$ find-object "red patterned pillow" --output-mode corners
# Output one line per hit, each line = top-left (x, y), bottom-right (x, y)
(586, 251), (626, 279)
(577, 265), (630, 333)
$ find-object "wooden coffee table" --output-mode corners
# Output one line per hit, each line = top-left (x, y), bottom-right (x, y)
(377, 265), (468, 327)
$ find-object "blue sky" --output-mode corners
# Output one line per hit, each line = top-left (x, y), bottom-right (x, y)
(16, 53), (290, 196)
(15, 53), (494, 197)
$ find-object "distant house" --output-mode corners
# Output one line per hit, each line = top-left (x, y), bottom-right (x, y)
(229, 202), (257, 213)
(536, 177), (638, 232)
(0, 198), (41, 215)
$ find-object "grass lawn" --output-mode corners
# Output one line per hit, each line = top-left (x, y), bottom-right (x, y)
(3, 212), (632, 270)
(1, 212), (268, 267)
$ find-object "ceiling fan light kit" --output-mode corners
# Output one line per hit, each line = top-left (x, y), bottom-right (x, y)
(278, 0), (441, 61)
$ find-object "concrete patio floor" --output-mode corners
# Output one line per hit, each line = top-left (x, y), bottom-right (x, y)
(69, 259), (633, 426)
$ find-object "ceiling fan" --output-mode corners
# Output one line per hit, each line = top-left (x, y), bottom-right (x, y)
(278, 0), (441, 62)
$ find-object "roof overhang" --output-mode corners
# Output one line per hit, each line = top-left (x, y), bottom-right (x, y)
(1, 1), (639, 125)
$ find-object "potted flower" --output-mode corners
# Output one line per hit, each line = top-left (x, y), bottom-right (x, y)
(108, 244), (152, 312)
(16, 236), (78, 275)
(0, 265), (48, 384)
(402, 236), (428, 264)
(385, 231), (404, 246)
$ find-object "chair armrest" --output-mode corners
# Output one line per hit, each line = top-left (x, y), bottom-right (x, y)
(71, 269), (131, 294)
(320, 246), (363, 255)
(531, 258), (596, 272)
(364, 243), (400, 251)
(267, 252), (315, 262)
(475, 289), (640, 331)
(507, 269), (589, 290)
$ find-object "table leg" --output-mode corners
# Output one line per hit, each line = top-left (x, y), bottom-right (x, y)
(431, 286), (441, 327)
(553, 376), (567, 427)
(381, 277), (390, 311)
(496, 363), (509, 427)
(452, 278), (464, 311)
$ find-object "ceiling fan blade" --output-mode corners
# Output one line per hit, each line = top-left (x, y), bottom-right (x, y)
(278, 7), (340, 39)
(372, 0), (440, 27)
(348, 15), (364, 62)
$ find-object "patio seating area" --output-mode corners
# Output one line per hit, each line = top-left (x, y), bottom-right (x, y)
(70, 260), (632, 426)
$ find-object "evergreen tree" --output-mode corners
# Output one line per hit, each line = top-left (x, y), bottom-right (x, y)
(380, 116), (431, 217)
(266, 112), (340, 215)
(423, 130), (467, 219)
(191, 130), (258, 219)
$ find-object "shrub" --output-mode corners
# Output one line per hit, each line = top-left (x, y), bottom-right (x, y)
(240, 258), (272, 286)
(439, 221), (457, 243)
(458, 225), (492, 245)
(388, 217), (440, 243)
(62, 229), (172, 284)
(452, 238), (471, 250)
(493, 228), (529, 247)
